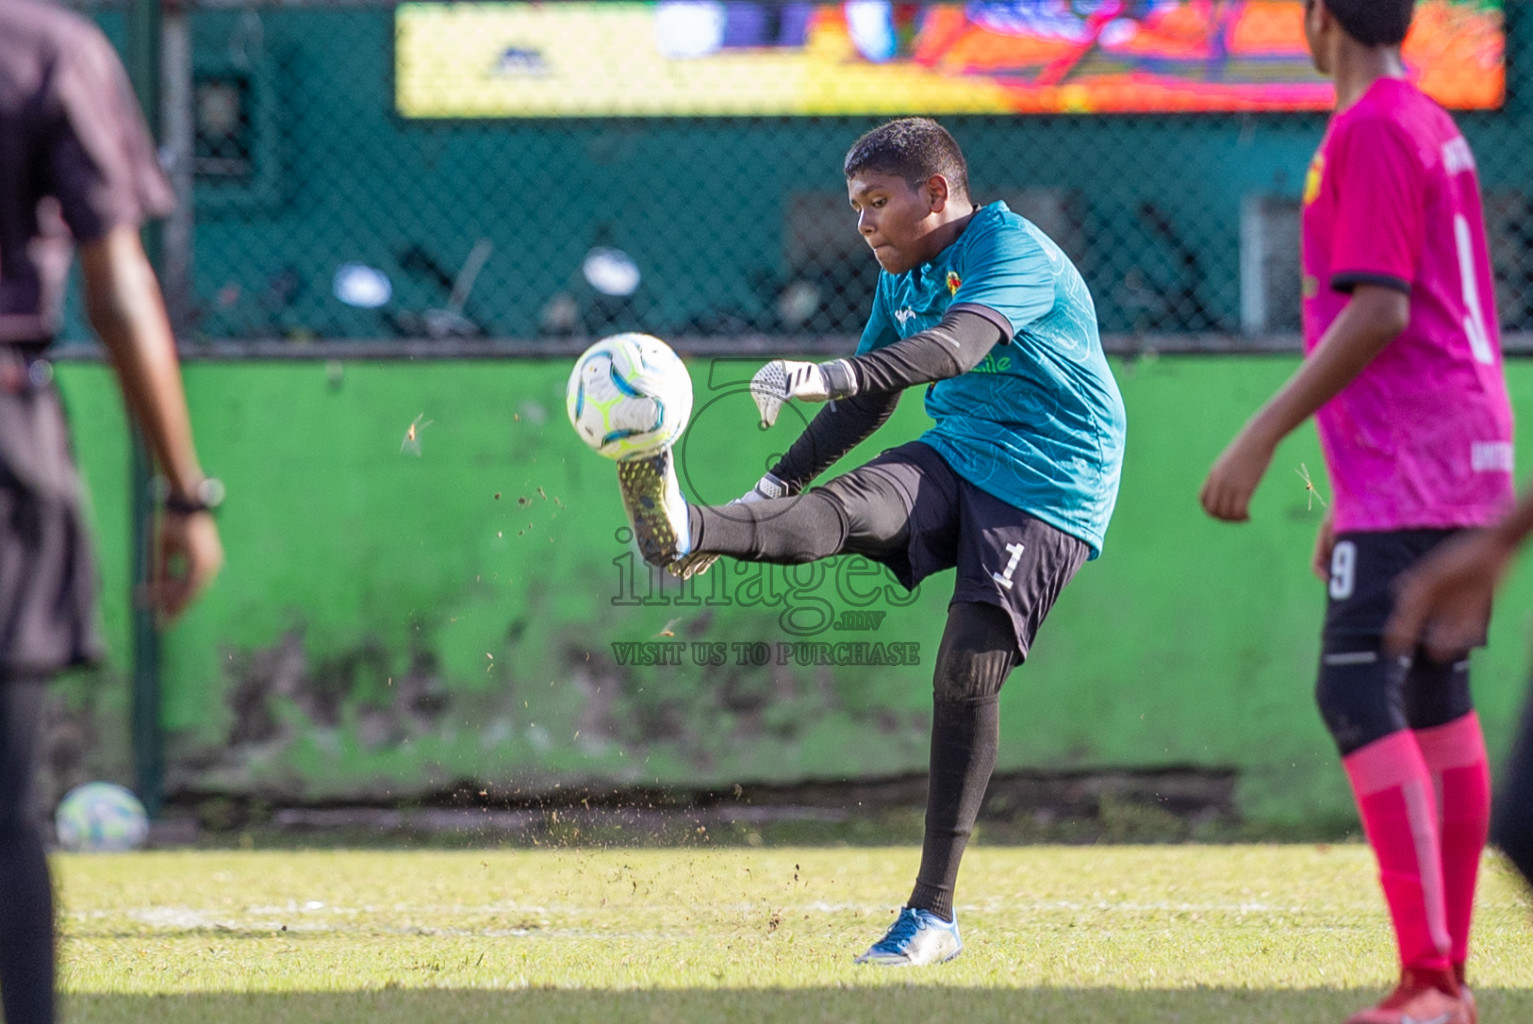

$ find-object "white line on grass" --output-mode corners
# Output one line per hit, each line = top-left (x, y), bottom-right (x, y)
(82, 898), (1316, 937)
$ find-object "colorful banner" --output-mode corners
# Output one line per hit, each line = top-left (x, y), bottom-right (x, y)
(395, 1), (1505, 118)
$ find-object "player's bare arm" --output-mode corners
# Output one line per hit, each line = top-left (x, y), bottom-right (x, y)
(1385, 487), (1533, 660)
(1310, 505), (1336, 582)
(80, 224), (224, 621)
(1200, 283), (1408, 522)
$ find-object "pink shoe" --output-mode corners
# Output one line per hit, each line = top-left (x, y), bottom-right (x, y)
(1455, 971), (1477, 1024)
(1344, 969), (1468, 1024)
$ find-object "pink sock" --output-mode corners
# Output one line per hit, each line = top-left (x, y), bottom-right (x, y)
(1343, 730), (1452, 972)
(1415, 711), (1491, 969)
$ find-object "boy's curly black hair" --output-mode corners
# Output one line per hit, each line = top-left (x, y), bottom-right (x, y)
(1322, 0), (1416, 47)
(843, 117), (970, 200)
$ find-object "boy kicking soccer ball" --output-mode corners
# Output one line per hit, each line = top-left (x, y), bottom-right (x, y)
(1200, 2), (1513, 1022)
(616, 116), (1126, 966)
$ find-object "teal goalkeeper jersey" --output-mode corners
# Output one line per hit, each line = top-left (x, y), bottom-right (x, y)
(856, 201), (1126, 556)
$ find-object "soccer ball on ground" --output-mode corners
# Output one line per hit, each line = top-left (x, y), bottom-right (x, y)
(566, 333), (693, 460)
(54, 781), (150, 852)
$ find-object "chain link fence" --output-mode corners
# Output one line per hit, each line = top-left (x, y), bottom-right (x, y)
(73, 0), (1527, 353)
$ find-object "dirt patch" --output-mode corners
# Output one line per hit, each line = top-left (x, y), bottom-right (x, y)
(163, 765), (1243, 846)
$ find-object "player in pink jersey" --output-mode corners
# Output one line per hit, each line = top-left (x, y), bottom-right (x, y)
(1200, 2), (1513, 1023)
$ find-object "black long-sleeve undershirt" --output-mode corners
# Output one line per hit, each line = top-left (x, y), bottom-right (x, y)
(768, 390), (902, 495)
(850, 306), (1008, 394)
(768, 308), (1010, 493)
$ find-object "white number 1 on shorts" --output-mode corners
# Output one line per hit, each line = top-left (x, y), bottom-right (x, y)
(992, 543), (1026, 590)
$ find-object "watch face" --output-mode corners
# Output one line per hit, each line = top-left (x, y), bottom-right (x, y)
(197, 477), (227, 509)
(157, 476), (225, 512)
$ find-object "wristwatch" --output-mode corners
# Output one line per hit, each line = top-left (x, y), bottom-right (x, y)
(159, 476), (226, 515)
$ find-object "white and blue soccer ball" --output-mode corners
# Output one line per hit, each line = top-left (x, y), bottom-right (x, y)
(54, 781), (150, 853)
(566, 333), (693, 460)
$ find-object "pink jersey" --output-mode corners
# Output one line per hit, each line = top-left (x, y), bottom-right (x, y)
(1302, 77), (1513, 533)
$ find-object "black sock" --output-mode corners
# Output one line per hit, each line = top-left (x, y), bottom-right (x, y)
(1493, 683), (1533, 888)
(0, 678), (54, 1024)
(692, 492), (848, 563)
(909, 696), (1000, 922)
(907, 601), (1017, 923)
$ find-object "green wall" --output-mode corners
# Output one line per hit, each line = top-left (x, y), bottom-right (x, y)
(53, 356), (1533, 828)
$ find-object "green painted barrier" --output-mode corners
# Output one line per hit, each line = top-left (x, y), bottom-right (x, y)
(51, 356), (1533, 828)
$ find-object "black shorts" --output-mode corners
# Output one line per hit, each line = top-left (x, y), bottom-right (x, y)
(1322, 528), (1468, 643)
(821, 441), (1089, 661)
(0, 375), (102, 676)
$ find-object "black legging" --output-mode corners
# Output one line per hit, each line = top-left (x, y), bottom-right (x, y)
(0, 677), (53, 1024)
(1494, 680), (1533, 888)
(1314, 642), (1474, 756)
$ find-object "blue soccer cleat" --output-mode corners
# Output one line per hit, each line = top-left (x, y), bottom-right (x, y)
(854, 906), (962, 967)
(616, 447), (692, 566)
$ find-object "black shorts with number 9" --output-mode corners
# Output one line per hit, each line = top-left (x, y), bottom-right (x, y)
(1317, 528), (1477, 753)
(1322, 528), (1467, 641)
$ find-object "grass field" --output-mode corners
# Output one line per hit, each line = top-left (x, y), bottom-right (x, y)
(58, 844), (1533, 1023)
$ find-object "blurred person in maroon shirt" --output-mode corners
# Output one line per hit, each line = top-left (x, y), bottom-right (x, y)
(0, 1), (224, 1020)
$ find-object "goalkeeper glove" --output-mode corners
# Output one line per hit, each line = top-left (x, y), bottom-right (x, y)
(750, 359), (858, 428)
(741, 470), (788, 502)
